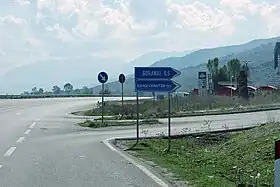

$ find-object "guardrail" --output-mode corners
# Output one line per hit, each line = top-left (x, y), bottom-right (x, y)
(0, 94), (137, 99)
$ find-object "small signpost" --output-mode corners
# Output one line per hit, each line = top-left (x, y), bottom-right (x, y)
(98, 71), (109, 123)
(119, 73), (126, 117)
(134, 67), (181, 150)
(198, 71), (207, 96)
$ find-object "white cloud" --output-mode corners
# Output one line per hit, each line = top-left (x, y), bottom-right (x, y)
(220, 0), (280, 34)
(220, 0), (259, 14)
(1, 0), (280, 76)
(0, 15), (47, 75)
(167, 1), (235, 35)
(14, 0), (31, 6)
(45, 23), (75, 41)
(259, 3), (280, 34)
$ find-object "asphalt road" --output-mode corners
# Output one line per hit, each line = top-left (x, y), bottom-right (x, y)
(0, 97), (279, 187)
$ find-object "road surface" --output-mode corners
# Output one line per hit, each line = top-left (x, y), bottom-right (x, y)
(0, 97), (278, 187)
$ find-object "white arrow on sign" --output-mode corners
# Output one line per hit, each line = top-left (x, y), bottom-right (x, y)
(100, 74), (106, 81)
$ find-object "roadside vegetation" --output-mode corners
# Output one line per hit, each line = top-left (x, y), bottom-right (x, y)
(116, 122), (279, 187)
(74, 93), (280, 120)
(79, 119), (161, 128)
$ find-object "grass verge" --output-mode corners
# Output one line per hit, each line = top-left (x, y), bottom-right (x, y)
(78, 119), (161, 128)
(116, 123), (280, 187)
(75, 104), (280, 119)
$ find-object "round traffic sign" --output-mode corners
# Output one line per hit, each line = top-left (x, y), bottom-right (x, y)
(119, 73), (126, 84)
(98, 72), (108, 84)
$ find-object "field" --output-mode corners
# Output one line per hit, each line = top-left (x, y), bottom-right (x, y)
(116, 122), (279, 187)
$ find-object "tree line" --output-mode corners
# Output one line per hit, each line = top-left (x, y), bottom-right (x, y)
(207, 57), (249, 93)
(22, 83), (111, 95)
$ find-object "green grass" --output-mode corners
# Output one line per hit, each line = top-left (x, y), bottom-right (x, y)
(78, 119), (161, 128)
(76, 95), (280, 119)
(119, 123), (280, 187)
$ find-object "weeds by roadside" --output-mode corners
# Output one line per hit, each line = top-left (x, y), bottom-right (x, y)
(78, 119), (161, 128)
(118, 121), (279, 187)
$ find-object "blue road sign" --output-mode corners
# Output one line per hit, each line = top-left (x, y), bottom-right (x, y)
(135, 79), (181, 92)
(135, 67), (181, 80)
(98, 72), (108, 84)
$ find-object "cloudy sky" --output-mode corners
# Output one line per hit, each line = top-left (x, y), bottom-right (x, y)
(1, 0), (280, 75)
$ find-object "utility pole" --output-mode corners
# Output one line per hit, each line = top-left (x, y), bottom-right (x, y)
(242, 60), (251, 79)
(230, 74), (233, 98)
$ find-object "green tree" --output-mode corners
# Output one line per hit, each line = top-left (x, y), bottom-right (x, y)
(241, 63), (250, 78)
(218, 65), (228, 81)
(227, 58), (241, 81)
(52, 85), (61, 94)
(64, 83), (73, 94)
(38, 88), (44, 95)
(99, 88), (111, 95)
(73, 89), (81, 94)
(82, 86), (91, 94)
(31, 87), (37, 95)
(207, 57), (220, 92)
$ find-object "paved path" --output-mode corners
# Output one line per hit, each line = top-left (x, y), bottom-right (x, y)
(0, 97), (278, 187)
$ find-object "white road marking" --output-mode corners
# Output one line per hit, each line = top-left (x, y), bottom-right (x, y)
(24, 129), (31, 135)
(4, 147), (16, 157)
(103, 138), (169, 187)
(16, 112), (21, 115)
(29, 122), (36, 129)
(0, 164), (3, 169)
(16, 137), (25, 143)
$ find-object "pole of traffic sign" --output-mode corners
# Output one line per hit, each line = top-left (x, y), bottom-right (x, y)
(167, 92), (171, 152)
(275, 140), (280, 187)
(101, 83), (104, 123)
(121, 82), (124, 117)
(98, 71), (108, 124)
(136, 91), (139, 143)
(118, 73), (125, 118)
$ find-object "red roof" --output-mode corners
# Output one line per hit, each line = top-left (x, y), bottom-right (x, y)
(247, 86), (257, 90)
(258, 85), (278, 90)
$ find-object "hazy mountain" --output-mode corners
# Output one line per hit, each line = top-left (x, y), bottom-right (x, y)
(95, 36), (280, 94)
(150, 36), (280, 70)
(122, 50), (194, 76)
(0, 50), (194, 94)
(0, 55), (125, 94)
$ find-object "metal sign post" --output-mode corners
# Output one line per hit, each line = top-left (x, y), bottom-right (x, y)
(98, 71), (109, 124)
(136, 92), (139, 142)
(101, 83), (104, 123)
(167, 92), (171, 152)
(198, 72), (207, 96)
(119, 73), (126, 118)
(134, 67), (181, 151)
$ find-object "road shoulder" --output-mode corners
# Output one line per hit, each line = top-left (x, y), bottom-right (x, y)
(103, 137), (175, 187)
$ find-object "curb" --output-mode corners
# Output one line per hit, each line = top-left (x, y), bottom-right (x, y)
(113, 126), (256, 141)
(170, 106), (280, 118)
(103, 138), (171, 187)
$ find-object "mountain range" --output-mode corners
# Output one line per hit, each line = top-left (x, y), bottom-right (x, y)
(0, 50), (190, 94)
(1, 36), (279, 94)
(92, 36), (280, 94)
